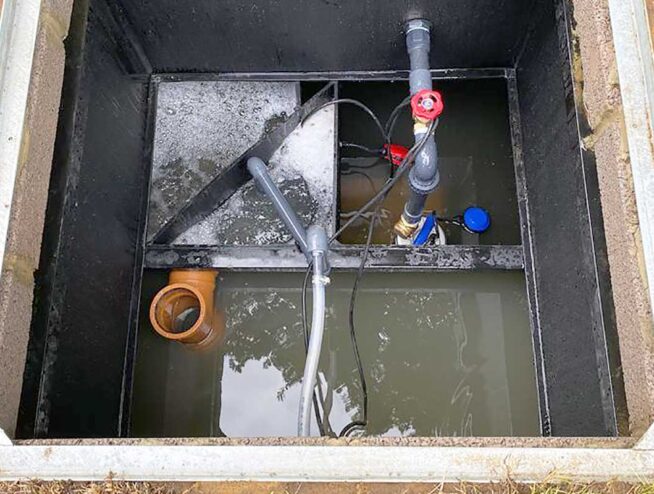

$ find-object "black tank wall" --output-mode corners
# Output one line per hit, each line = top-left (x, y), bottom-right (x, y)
(17, 0), (151, 438)
(514, 0), (627, 436)
(115, 0), (537, 73)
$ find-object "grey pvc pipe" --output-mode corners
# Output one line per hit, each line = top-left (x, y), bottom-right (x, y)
(403, 19), (439, 225)
(298, 251), (328, 436)
(246, 158), (330, 436)
(247, 157), (310, 260)
(406, 19), (433, 94)
(404, 129), (439, 223)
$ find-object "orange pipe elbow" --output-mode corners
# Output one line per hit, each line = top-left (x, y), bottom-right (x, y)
(149, 269), (223, 349)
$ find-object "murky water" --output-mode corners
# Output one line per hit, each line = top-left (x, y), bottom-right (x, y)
(131, 270), (539, 437)
(131, 78), (537, 438)
(337, 79), (520, 245)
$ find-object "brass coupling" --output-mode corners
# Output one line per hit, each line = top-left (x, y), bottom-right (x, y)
(393, 215), (420, 239)
(413, 119), (431, 132)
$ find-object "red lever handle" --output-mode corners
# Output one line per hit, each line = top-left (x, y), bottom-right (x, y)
(410, 89), (444, 121)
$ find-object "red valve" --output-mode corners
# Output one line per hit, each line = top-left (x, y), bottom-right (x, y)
(381, 143), (410, 166)
(410, 89), (444, 121)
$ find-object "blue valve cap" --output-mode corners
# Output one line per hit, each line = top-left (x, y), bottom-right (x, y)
(463, 207), (491, 234)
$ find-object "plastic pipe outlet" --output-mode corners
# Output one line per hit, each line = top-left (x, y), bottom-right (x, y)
(149, 269), (224, 349)
(397, 19), (440, 234)
(246, 156), (330, 436)
(297, 226), (329, 437)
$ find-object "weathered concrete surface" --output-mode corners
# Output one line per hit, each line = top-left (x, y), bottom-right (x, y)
(15, 435), (635, 448)
(572, 0), (654, 436)
(2, 443), (654, 482)
(0, 0), (73, 438)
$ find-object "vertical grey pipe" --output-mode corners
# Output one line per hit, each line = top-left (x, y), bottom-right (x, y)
(298, 226), (330, 436)
(402, 19), (439, 226)
(245, 157), (330, 437)
(247, 157), (310, 260)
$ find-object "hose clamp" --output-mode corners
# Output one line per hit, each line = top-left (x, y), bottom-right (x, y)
(313, 274), (331, 286)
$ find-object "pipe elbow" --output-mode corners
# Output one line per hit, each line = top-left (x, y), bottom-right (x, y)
(149, 269), (224, 350)
(246, 156), (267, 180)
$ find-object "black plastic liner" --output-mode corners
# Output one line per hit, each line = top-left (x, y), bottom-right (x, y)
(17, 0), (627, 439)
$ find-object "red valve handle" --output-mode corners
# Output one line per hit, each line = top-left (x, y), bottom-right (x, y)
(381, 143), (410, 166)
(410, 89), (444, 121)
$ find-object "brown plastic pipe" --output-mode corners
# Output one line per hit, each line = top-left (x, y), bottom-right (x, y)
(149, 269), (223, 349)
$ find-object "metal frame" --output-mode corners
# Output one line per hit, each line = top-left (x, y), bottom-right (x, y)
(505, 70), (549, 435)
(152, 68), (510, 84)
(0, 0), (42, 279)
(118, 77), (158, 437)
(145, 68), (519, 274)
(141, 64), (623, 438)
(145, 244), (524, 271)
(609, 0), (654, 316)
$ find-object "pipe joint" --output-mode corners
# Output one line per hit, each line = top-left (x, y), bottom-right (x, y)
(408, 136), (439, 194)
(405, 19), (432, 53)
(149, 269), (223, 349)
(307, 225), (330, 276)
(394, 214), (420, 239)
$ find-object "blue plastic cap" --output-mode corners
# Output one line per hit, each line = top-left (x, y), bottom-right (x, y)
(413, 214), (436, 246)
(463, 207), (491, 234)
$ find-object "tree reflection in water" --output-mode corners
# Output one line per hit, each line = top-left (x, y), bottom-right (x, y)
(131, 271), (539, 438)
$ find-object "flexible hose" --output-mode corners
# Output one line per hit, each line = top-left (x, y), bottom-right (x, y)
(298, 251), (328, 436)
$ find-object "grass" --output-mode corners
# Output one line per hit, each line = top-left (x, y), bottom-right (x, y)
(0, 482), (654, 494)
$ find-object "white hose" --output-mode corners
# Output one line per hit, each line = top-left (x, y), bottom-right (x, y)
(298, 252), (328, 436)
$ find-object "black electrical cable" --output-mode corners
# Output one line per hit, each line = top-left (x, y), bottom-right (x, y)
(300, 96), (391, 437)
(438, 215), (479, 235)
(337, 98), (413, 437)
(340, 169), (378, 195)
(338, 101), (438, 437)
(342, 159), (385, 170)
(302, 98), (388, 147)
(340, 142), (379, 155)
(338, 202), (380, 438)
(299, 97), (437, 437)
(329, 118), (438, 243)
(304, 97), (394, 181)
(385, 95), (411, 138)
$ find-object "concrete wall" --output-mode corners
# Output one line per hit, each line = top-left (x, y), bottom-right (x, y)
(572, 0), (654, 436)
(0, 0), (652, 440)
(0, 0), (73, 437)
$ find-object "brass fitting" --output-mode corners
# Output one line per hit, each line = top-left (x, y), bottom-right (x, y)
(149, 269), (224, 349)
(413, 119), (431, 131)
(394, 215), (420, 239)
